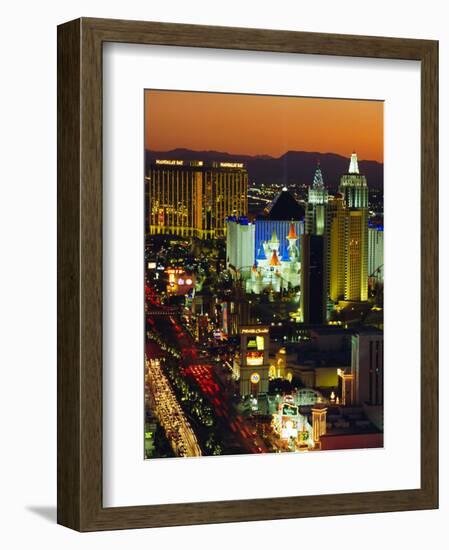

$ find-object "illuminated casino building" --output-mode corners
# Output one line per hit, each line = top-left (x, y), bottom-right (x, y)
(338, 153), (369, 302)
(255, 188), (305, 263)
(247, 223), (301, 294)
(344, 210), (368, 302)
(300, 154), (372, 318)
(327, 193), (346, 302)
(225, 191), (303, 293)
(223, 188), (304, 294)
(304, 155), (369, 305)
(237, 326), (270, 395)
(272, 395), (313, 448)
(147, 159), (248, 239)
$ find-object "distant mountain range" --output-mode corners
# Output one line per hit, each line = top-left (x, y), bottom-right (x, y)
(145, 148), (383, 192)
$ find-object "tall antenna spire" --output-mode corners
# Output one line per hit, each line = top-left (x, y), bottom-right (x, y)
(348, 152), (360, 174)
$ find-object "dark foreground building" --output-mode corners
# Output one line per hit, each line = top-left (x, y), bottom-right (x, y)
(300, 234), (327, 324)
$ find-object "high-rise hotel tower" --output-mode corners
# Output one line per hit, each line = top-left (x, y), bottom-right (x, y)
(328, 192), (346, 302)
(304, 154), (369, 308)
(338, 153), (369, 302)
(147, 160), (248, 239)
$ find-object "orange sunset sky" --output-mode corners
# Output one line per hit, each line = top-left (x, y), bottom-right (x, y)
(145, 90), (384, 163)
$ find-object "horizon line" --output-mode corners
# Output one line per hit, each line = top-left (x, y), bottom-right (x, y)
(145, 147), (383, 164)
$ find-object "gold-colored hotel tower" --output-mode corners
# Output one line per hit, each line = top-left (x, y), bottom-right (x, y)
(331, 153), (369, 302)
(147, 160), (248, 239)
(305, 153), (369, 305)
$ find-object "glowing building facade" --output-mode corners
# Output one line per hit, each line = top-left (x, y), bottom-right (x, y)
(328, 193), (346, 302)
(272, 395), (313, 447)
(147, 160), (248, 239)
(368, 224), (384, 281)
(254, 188), (305, 262)
(248, 223), (301, 294)
(311, 406), (328, 444)
(238, 326), (270, 395)
(344, 209), (369, 301)
(226, 217), (255, 272)
(232, 188), (305, 294)
(338, 153), (369, 302)
(303, 155), (370, 308)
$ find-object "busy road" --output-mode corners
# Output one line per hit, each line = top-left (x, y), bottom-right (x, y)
(145, 353), (202, 457)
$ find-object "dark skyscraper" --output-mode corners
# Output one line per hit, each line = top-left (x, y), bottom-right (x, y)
(300, 234), (327, 324)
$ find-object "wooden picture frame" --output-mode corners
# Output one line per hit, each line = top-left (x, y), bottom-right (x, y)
(57, 17), (438, 531)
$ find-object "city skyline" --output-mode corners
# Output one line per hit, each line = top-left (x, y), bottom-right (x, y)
(144, 91), (384, 460)
(145, 90), (384, 162)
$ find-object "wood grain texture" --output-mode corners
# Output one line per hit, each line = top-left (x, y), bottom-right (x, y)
(57, 18), (81, 531)
(420, 40), (439, 504)
(57, 17), (439, 532)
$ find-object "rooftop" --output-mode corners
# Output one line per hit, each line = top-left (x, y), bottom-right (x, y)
(260, 189), (305, 221)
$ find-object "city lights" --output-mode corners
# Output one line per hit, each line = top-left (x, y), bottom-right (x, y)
(144, 91), (383, 460)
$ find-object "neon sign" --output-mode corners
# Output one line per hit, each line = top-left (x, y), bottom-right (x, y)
(155, 159), (184, 166)
(219, 162), (243, 168)
(241, 327), (268, 335)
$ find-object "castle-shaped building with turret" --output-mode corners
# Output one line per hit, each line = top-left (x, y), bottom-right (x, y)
(247, 222), (301, 294)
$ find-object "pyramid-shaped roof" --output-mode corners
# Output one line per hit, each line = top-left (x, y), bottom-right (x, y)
(262, 189), (305, 221)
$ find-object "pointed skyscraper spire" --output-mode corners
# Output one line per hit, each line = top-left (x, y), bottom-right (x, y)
(313, 160), (325, 188)
(307, 160), (329, 207)
(348, 152), (360, 174)
(340, 151), (368, 207)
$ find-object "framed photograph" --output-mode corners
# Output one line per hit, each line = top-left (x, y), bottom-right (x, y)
(57, 17), (438, 531)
